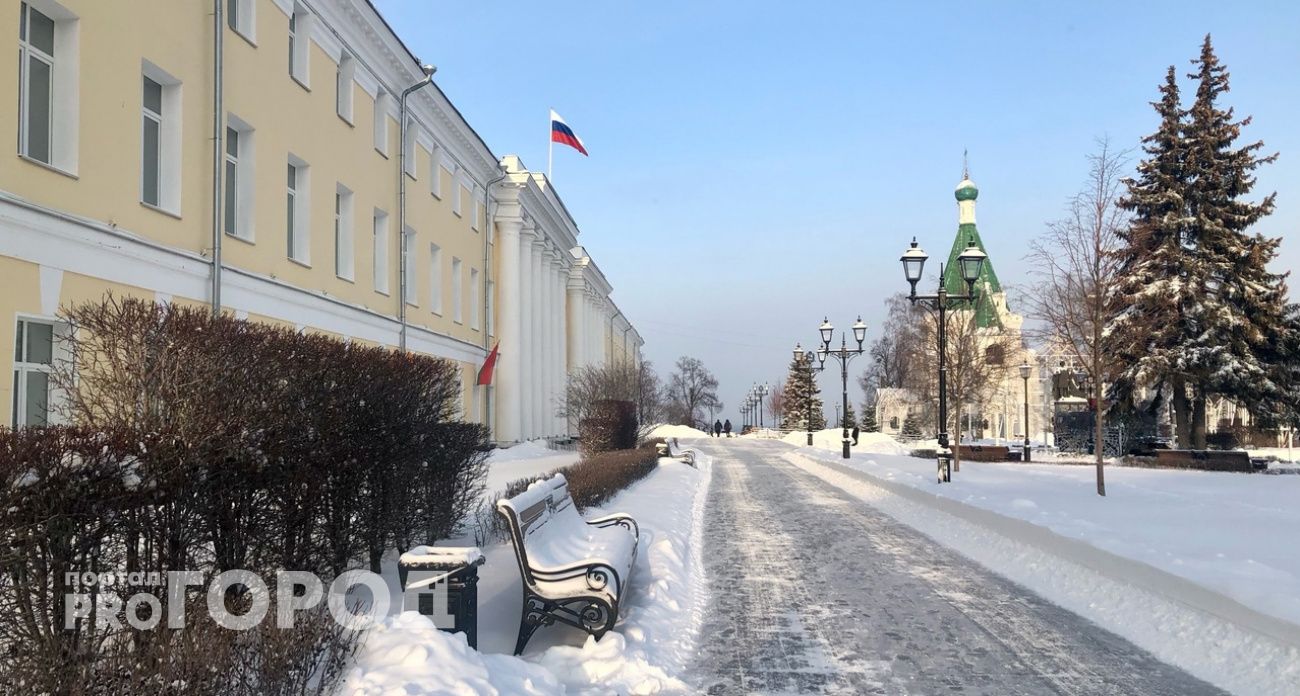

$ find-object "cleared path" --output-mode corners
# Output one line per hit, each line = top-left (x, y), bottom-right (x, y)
(686, 438), (1227, 696)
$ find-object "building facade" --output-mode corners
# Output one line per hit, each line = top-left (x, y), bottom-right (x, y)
(0, 0), (638, 443)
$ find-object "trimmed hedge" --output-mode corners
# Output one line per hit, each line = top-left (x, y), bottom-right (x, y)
(0, 297), (488, 692)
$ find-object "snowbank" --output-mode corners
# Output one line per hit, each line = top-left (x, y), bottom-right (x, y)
(646, 423), (709, 439)
(483, 442), (578, 497)
(344, 452), (714, 695)
(780, 428), (910, 455)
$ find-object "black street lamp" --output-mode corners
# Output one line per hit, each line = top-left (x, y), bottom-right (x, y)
(751, 384), (769, 430)
(1019, 360), (1032, 462)
(817, 317), (867, 459)
(793, 343), (826, 446)
(900, 236), (987, 483)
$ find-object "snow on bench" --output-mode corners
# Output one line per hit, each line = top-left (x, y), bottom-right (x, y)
(496, 473), (640, 655)
(664, 437), (697, 466)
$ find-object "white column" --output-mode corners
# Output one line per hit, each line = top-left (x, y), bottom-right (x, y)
(518, 226), (535, 440)
(530, 238), (546, 438)
(495, 216), (523, 443)
(567, 275), (586, 371)
(541, 249), (556, 437)
(556, 266), (568, 434)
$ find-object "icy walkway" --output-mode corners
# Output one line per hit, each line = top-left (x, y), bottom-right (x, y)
(686, 439), (1225, 696)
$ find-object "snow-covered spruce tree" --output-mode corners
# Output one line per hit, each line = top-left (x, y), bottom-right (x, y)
(781, 356), (826, 431)
(860, 402), (879, 432)
(840, 402), (857, 430)
(1179, 35), (1285, 448)
(1110, 65), (1196, 446)
(899, 411), (923, 442)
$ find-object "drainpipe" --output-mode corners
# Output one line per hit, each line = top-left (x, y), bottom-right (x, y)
(210, 0), (224, 316)
(397, 64), (436, 352)
(481, 165), (507, 434)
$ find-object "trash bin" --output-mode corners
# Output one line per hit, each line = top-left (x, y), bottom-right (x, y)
(936, 451), (952, 483)
(398, 546), (485, 649)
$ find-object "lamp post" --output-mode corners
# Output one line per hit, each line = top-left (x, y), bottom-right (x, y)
(1019, 360), (1032, 462)
(900, 236), (987, 483)
(793, 343), (825, 446)
(816, 317), (867, 459)
(752, 383), (769, 430)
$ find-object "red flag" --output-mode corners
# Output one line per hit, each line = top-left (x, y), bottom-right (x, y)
(477, 343), (500, 386)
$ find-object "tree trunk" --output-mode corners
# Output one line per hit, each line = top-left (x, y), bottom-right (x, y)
(1094, 377), (1106, 496)
(1191, 391), (1208, 450)
(1171, 376), (1191, 448)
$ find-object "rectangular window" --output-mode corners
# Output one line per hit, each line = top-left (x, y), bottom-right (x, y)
(469, 268), (481, 330)
(430, 152), (444, 199)
(452, 257), (463, 323)
(372, 210), (389, 294)
(286, 159), (310, 263)
(429, 243), (442, 314)
(472, 196), (483, 232)
(224, 127), (239, 236)
(224, 117), (254, 240)
(11, 319), (58, 427)
(334, 185), (354, 279)
(402, 228), (417, 306)
(141, 75), (162, 206)
(336, 54), (355, 123)
(403, 122), (418, 177)
(373, 92), (390, 155)
(18, 2), (54, 164)
(227, 0), (254, 41)
(288, 6), (309, 86)
(452, 178), (463, 217)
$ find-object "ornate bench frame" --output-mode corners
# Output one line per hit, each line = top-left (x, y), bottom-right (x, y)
(497, 477), (639, 655)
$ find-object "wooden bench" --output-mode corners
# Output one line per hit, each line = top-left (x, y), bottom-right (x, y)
(1154, 449), (1255, 473)
(953, 444), (1011, 462)
(496, 474), (640, 655)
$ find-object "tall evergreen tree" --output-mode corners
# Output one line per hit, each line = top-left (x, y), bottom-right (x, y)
(1180, 35), (1284, 447)
(1111, 65), (1194, 444)
(899, 411), (923, 442)
(781, 356), (825, 431)
(860, 402), (879, 432)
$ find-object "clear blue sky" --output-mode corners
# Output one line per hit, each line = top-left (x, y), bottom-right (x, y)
(375, 0), (1300, 423)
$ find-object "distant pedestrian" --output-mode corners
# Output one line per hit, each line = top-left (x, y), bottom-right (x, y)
(724, 419), (732, 437)
(714, 420), (723, 438)
(851, 425), (860, 446)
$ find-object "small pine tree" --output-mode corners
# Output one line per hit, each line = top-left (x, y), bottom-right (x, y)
(899, 411), (922, 442)
(841, 402), (857, 429)
(860, 402), (879, 432)
(781, 356), (826, 431)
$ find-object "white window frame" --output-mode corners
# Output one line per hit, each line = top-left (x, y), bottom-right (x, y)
(224, 115), (255, 241)
(336, 54), (355, 124)
(288, 5), (310, 87)
(227, 0), (255, 43)
(18, 0), (78, 174)
(469, 267), (481, 331)
(452, 173), (464, 217)
(429, 243), (443, 315)
(372, 210), (389, 295)
(11, 317), (65, 427)
(403, 120), (418, 177)
(140, 61), (181, 214)
(451, 257), (463, 324)
(373, 91), (391, 156)
(287, 155), (310, 264)
(334, 184), (354, 280)
(402, 227), (417, 306)
(430, 148), (444, 199)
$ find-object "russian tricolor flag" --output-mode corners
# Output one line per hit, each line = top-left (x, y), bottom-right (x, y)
(550, 109), (588, 156)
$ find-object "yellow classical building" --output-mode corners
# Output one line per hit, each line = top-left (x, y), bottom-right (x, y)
(0, 0), (640, 441)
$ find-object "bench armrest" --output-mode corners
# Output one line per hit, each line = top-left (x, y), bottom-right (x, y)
(587, 513), (639, 539)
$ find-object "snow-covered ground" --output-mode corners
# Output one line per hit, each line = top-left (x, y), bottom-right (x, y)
(646, 423), (709, 439)
(482, 440), (580, 496)
(786, 437), (1300, 695)
(343, 443), (714, 695)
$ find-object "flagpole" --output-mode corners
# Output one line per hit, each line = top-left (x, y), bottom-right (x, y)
(547, 108), (554, 181)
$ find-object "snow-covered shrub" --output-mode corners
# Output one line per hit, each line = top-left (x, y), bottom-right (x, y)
(579, 399), (638, 456)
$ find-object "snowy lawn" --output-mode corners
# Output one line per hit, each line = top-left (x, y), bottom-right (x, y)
(343, 445), (713, 695)
(792, 438), (1300, 632)
(482, 440), (580, 495)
